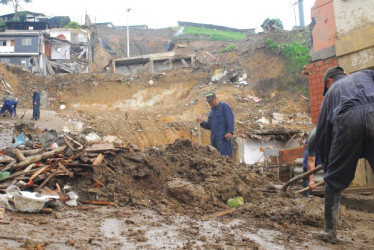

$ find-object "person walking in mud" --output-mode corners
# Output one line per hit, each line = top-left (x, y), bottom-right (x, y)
(32, 86), (40, 120)
(316, 66), (374, 239)
(196, 92), (234, 158)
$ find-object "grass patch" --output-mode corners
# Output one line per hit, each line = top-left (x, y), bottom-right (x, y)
(221, 44), (237, 53)
(183, 26), (246, 41)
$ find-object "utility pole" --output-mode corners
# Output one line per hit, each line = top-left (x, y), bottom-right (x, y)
(291, 2), (298, 26)
(126, 8), (131, 58)
(298, 0), (305, 27)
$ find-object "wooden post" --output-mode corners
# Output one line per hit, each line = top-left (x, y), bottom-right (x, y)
(13, 149), (26, 162)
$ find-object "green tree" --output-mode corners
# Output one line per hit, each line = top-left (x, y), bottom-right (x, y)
(0, 0), (32, 20)
(59, 17), (70, 28)
(261, 18), (284, 32)
(0, 20), (6, 31)
(17, 11), (27, 22)
(64, 21), (81, 29)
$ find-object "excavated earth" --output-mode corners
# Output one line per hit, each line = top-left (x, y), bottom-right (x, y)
(1, 29), (374, 249)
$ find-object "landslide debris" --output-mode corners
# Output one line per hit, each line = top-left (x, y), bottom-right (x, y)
(67, 139), (272, 215)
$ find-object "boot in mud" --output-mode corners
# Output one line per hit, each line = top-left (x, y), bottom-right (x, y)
(319, 188), (341, 243)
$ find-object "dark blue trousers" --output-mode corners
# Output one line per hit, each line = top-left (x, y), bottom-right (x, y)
(33, 104), (40, 120)
(0, 100), (14, 116)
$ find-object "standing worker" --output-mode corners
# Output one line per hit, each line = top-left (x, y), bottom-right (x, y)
(196, 92), (234, 158)
(316, 66), (374, 238)
(32, 86), (40, 120)
(306, 127), (321, 191)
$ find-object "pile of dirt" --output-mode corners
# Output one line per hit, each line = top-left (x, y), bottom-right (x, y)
(66, 139), (273, 215)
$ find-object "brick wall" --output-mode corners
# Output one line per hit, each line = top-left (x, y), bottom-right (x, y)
(305, 57), (338, 124)
(269, 146), (305, 182)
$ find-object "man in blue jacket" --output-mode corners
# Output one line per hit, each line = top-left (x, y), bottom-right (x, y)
(0, 91), (15, 117)
(196, 92), (234, 158)
(316, 67), (374, 238)
(32, 86), (40, 120)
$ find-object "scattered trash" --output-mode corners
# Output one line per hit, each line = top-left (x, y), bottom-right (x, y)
(13, 192), (49, 213)
(84, 132), (101, 145)
(12, 132), (27, 149)
(66, 191), (78, 207)
(0, 207), (4, 219)
(227, 196), (244, 208)
(0, 171), (10, 179)
(72, 121), (83, 132)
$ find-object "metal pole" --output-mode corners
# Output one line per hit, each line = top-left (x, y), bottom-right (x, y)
(126, 8), (131, 58)
(298, 0), (305, 27)
(292, 2), (297, 26)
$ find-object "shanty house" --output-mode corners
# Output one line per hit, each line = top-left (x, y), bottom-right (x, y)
(0, 31), (44, 72)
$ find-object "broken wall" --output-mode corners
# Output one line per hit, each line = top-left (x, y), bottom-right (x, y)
(334, 0), (374, 73)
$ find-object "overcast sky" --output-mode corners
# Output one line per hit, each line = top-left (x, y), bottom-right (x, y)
(0, 0), (316, 31)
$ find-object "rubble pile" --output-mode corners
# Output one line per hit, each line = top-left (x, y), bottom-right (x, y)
(1, 123), (273, 215)
(71, 139), (273, 214)
(0, 122), (126, 212)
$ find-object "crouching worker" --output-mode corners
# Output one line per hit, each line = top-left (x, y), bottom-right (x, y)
(0, 91), (15, 117)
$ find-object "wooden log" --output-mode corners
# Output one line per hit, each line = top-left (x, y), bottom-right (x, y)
(65, 163), (93, 168)
(92, 153), (105, 167)
(20, 148), (45, 156)
(13, 149), (26, 162)
(57, 162), (74, 178)
(12, 146), (67, 171)
(63, 136), (75, 152)
(0, 168), (39, 183)
(82, 201), (116, 206)
(1, 160), (16, 171)
(202, 208), (237, 221)
(282, 165), (323, 191)
(38, 166), (61, 189)
(27, 165), (50, 185)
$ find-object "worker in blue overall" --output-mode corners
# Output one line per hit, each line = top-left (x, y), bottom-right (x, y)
(196, 92), (234, 158)
(32, 86), (40, 120)
(316, 66), (374, 238)
(0, 91), (15, 117)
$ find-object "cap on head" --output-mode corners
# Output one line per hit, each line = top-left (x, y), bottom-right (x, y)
(31, 86), (37, 90)
(205, 91), (216, 102)
(323, 66), (345, 95)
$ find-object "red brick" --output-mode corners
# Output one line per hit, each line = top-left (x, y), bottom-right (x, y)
(320, 64), (330, 71)
(315, 60), (324, 66)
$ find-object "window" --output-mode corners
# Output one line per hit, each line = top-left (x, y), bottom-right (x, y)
(21, 59), (27, 67)
(0, 58), (10, 63)
(0, 40), (6, 46)
(21, 38), (32, 46)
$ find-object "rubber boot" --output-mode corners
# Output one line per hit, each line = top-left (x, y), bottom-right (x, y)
(321, 188), (341, 240)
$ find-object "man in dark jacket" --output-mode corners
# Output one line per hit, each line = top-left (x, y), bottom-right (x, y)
(32, 86), (40, 120)
(196, 92), (234, 157)
(316, 66), (374, 238)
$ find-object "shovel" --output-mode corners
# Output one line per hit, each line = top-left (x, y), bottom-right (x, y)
(295, 180), (325, 194)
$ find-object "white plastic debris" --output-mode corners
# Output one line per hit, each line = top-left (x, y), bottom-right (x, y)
(66, 191), (78, 207)
(84, 132), (101, 145)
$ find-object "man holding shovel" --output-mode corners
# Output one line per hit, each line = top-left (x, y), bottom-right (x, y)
(196, 92), (234, 158)
(316, 66), (374, 238)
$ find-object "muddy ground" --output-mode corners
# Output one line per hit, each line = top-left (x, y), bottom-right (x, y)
(1, 113), (374, 249)
(1, 196), (374, 249)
